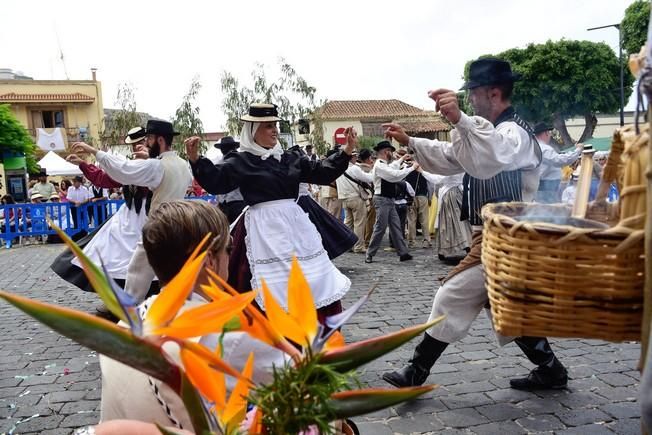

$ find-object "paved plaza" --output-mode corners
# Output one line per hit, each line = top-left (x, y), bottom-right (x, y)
(0, 243), (643, 434)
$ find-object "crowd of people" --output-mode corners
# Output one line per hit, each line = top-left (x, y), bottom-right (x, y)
(0, 57), (634, 434)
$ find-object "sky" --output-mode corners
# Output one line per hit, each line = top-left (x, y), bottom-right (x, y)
(2, 0), (640, 132)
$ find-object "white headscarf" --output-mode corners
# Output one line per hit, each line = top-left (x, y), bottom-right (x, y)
(238, 121), (284, 162)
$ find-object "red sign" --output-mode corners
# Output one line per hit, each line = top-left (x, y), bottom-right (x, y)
(334, 127), (347, 145)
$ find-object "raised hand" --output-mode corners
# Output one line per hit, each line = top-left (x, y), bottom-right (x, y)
(428, 89), (461, 124)
(184, 136), (202, 163)
(132, 144), (149, 160)
(65, 154), (83, 166)
(72, 142), (98, 155)
(343, 127), (358, 155)
(381, 123), (410, 146)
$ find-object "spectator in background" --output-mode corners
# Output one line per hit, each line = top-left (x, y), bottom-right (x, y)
(319, 149), (343, 220)
(305, 144), (318, 162)
(67, 176), (92, 229)
(32, 170), (57, 200)
(59, 179), (72, 202)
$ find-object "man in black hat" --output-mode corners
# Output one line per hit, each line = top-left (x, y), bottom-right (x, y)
(305, 144), (318, 162)
(71, 120), (193, 303)
(382, 58), (568, 392)
(533, 122), (582, 203)
(364, 140), (418, 263)
(214, 136), (246, 223)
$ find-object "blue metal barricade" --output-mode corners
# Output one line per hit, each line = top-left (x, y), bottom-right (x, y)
(0, 196), (216, 248)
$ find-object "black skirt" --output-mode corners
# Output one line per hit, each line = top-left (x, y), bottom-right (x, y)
(297, 195), (357, 259)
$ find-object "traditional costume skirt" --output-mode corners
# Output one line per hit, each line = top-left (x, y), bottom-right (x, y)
(297, 194), (357, 259)
(229, 199), (350, 315)
(436, 188), (472, 259)
(51, 204), (157, 294)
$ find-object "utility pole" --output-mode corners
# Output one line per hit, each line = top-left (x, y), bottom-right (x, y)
(588, 23), (625, 127)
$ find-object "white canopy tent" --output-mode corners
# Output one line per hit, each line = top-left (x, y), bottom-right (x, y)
(37, 151), (83, 176)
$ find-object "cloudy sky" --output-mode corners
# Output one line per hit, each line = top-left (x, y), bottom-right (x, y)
(2, 0), (639, 131)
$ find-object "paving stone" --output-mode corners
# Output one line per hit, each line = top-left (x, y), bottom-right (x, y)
(485, 388), (535, 403)
(468, 420), (525, 435)
(476, 402), (527, 421)
(606, 417), (641, 434)
(556, 408), (612, 426)
(515, 414), (565, 431)
(597, 372), (638, 387)
(12, 415), (65, 432)
(600, 401), (641, 419)
(515, 397), (567, 414)
(352, 421), (394, 435)
(555, 423), (616, 435)
(556, 391), (610, 408)
(437, 408), (489, 428)
(388, 415), (444, 433)
(440, 392), (494, 409)
(60, 411), (100, 428)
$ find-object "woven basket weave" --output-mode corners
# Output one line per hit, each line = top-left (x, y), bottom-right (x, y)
(482, 202), (644, 342)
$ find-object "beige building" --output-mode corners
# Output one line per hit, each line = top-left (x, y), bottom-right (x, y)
(0, 69), (103, 200)
(565, 111), (635, 141)
(294, 99), (450, 150)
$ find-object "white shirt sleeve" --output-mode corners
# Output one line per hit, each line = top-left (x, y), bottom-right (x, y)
(409, 112), (540, 179)
(405, 182), (415, 197)
(541, 143), (582, 168)
(374, 160), (415, 183)
(349, 164), (374, 183)
(96, 151), (164, 190)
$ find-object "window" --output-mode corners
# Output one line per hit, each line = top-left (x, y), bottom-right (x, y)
(42, 110), (65, 128)
(298, 119), (310, 135)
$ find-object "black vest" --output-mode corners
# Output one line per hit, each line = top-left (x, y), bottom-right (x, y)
(405, 171), (429, 197)
(460, 107), (537, 225)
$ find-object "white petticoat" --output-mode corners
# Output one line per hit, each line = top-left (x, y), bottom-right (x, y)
(72, 203), (148, 280)
(244, 199), (351, 310)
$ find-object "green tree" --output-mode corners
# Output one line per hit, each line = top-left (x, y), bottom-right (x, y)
(0, 104), (39, 173)
(465, 40), (634, 146)
(172, 76), (205, 159)
(220, 59), (328, 155)
(103, 83), (142, 147)
(622, 0), (650, 57)
(357, 135), (384, 150)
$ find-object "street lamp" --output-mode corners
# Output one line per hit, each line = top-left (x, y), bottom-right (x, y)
(587, 23), (625, 127)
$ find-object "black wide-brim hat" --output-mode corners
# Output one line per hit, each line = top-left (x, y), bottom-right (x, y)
(240, 103), (283, 122)
(373, 140), (395, 152)
(461, 58), (522, 90)
(533, 122), (553, 135)
(146, 120), (180, 136)
(214, 135), (240, 150)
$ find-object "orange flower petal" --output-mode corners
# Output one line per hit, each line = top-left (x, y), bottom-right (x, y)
(223, 352), (255, 428)
(287, 257), (318, 344)
(178, 340), (245, 382)
(145, 252), (207, 332)
(153, 291), (255, 338)
(261, 280), (308, 347)
(180, 346), (226, 408)
(324, 330), (346, 351)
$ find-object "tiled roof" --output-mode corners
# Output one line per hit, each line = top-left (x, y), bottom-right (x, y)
(0, 92), (95, 103)
(395, 113), (450, 133)
(319, 99), (428, 120)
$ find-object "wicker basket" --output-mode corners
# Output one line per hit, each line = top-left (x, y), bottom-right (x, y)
(482, 202), (644, 342)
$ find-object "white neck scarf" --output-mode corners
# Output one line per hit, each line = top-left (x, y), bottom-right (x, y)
(238, 122), (284, 161)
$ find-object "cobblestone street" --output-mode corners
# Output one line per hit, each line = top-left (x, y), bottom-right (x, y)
(0, 244), (643, 434)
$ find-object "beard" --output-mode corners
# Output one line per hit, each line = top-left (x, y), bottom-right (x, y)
(149, 140), (161, 158)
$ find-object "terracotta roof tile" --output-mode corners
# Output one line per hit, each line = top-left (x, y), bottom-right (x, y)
(395, 113), (450, 133)
(319, 99), (428, 120)
(0, 92), (95, 103)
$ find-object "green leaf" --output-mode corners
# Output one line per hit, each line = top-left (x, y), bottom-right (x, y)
(49, 222), (127, 323)
(179, 373), (218, 435)
(0, 290), (179, 390)
(319, 316), (445, 372)
(328, 386), (436, 419)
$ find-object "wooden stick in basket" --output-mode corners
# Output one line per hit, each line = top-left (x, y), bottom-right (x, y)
(572, 144), (596, 218)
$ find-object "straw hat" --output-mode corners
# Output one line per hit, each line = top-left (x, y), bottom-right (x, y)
(125, 127), (147, 144)
(240, 103), (283, 122)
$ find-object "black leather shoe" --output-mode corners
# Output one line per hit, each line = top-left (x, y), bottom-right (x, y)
(399, 253), (413, 262)
(510, 366), (568, 390)
(383, 364), (429, 387)
(365, 255), (373, 263)
(95, 303), (119, 323)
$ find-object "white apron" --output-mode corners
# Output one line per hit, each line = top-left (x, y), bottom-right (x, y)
(244, 199), (351, 310)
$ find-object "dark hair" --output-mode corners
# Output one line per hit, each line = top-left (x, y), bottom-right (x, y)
(1, 194), (15, 204)
(74, 176), (83, 182)
(159, 134), (174, 147)
(60, 179), (72, 189)
(142, 200), (230, 284)
(491, 82), (513, 101)
(358, 149), (372, 161)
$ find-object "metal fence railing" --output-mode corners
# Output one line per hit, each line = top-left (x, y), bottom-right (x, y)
(0, 196), (217, 248)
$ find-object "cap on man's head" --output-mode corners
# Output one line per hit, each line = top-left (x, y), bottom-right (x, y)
(214, 136), (240, 151)
(358, 148), (372, 161)
(146, 120), (180, 136)
(373, 140), (396, 152)
(461, 58), (522, 90)
(533, 122), (553, 135)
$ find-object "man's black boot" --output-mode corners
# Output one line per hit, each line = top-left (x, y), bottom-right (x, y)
(382, 333), (448, 388)
(510, 336), (568, 390)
